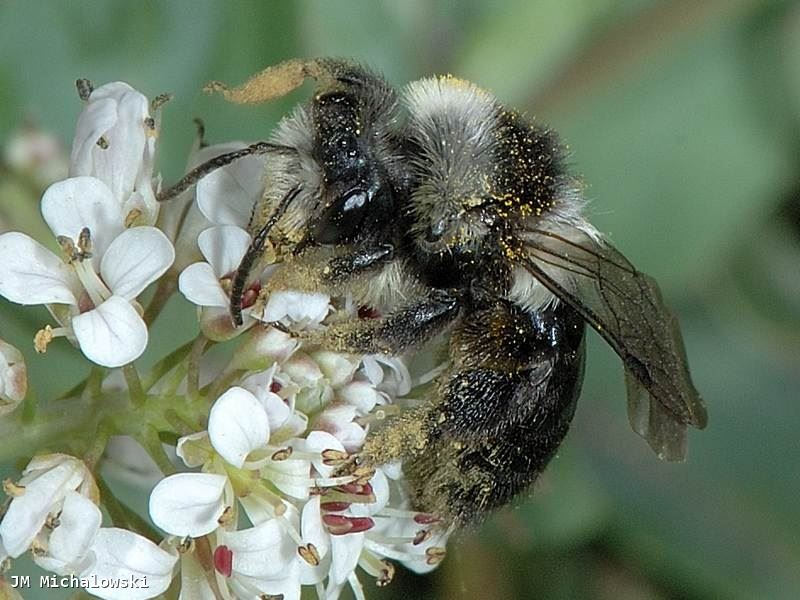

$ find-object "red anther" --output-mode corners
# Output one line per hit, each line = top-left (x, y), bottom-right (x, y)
(241, 281), (262, 309)
(213, 545), (233, 577)
(413, 513), (441, 525)
(335, 482), (370, 496)
(269, 380), (282, 393)
(322, 514), (375, 535)
(319, 501), (352, 513)
(358, 305), (381, 319)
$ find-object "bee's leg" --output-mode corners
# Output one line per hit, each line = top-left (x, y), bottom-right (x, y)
(305, 288), (461, 355)
(321, 243), (394, 283)
(362, 300), (587, 526)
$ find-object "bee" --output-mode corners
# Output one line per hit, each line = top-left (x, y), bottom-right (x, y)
(160, 58), (707, 527)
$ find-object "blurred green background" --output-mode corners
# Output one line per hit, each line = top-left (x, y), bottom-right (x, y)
(1, 1), (799, 598)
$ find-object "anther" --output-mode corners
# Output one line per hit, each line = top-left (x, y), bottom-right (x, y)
(217, 505), (234, 527)
(2, 479), (25, 498)
(297, 543), (320, 566)
(271, 447), (293, 462)
(177, 537), (194, 554)
(151, 93), (173, 112)
(77, 227), (92, 257)
(322, 514), (375, 535)
(413, 529), (432, 546)
(413, 513), (442, 525)
(213, 545), (233, 577)
(319, 501), (351, 512)
(376, 560), (395, 587)
(96, 136), (109, 150)
(34, 326), (54, 354)
(321, 448), (349, 466)
(425, 546), (446, 565)
(76, 78), (93, 101)
(125, 208), (143, 228)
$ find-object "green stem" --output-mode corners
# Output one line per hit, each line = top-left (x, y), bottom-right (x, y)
(142, 339), (195, 392)
(143, 276), (177, 326)
(186, 335), (209, 400)
(123, 364), (145, 407)
(96, 475), (160, 542)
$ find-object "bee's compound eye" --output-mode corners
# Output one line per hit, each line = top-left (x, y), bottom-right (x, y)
(426, 220), (447, 243)
(313, 189), (371, 244)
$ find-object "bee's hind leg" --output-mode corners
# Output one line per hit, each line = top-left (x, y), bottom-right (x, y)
(362, 300), (587, 526)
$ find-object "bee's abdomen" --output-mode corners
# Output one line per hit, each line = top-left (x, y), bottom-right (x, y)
(403, 301), (586, 526)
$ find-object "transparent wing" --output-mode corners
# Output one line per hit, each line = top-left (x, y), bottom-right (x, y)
(518, 227), (707, 461)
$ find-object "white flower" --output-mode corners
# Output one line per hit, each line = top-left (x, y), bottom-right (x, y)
(70, 81), (159, 224)
(149, 387), (307, 537)
(0, 176), (174, 367)
(194, 142), (266, 228)
(179, 225), (332, 339)
(0, 454), (96, 558)
(262, 291), (331, 330)
(0, 339), (27, 416)
(33, 490), (101, 575)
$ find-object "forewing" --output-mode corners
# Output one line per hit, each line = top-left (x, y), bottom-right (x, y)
(518, 228), (707, 461)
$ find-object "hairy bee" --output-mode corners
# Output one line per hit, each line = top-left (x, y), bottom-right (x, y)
(161, 58), (707, 527)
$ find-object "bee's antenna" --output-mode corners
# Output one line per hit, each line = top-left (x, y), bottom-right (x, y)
(156, 142), (296, 203)
(230, 185), (302, 326)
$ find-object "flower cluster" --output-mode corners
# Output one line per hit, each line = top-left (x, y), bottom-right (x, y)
(0, 79), (451, 599)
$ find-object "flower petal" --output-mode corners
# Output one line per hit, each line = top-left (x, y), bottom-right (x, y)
(149, 473), (227, 537)
(0, 457), (86, 557)
(82, 527), (177, 600)
(223, 519), (295, 579)
(72, 296), (147, 367)
(197, 226), (251, 277)
(34, 491), (101, 575)
(299, 496), (331, 585)
(101, 227), (174, 299)
(72, 82), (150, 207)
(178, 262), (229, 308)
(70, 97), (117, 177)
(261, 291), (330, 325)
(330, 533), (365, 585)
(196, 145), (266, 227)
(41, 176), (124, 260)
(208, 387), (269, 468)
(0, 232), (79, 305)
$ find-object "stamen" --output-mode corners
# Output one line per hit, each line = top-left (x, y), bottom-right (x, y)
(76, 78), (93, 101)
(125, 208), (143, 228)
(73, 259), (112, 307)
(319, 501), (351, 513)
(2, 479), (25, 497)
(297, 543), (320, 566)
(321, 448), (349, 466)
(151, 93), (173, 112)
(34, 326), (55, 354)
(77, 227), (92, 257)
(270, 447), (293, 461)
(213, 544), (233, 577)
(425, 546), (447, 565)
(96, 136), (109, 149)
(217, 505), (234, 527)
(272, 514), (302, 546)
(376, 560), (395, 587)
(322, 514), (375, 535)
(348, 571), (366, 600)
(177, 537), (194, 554)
